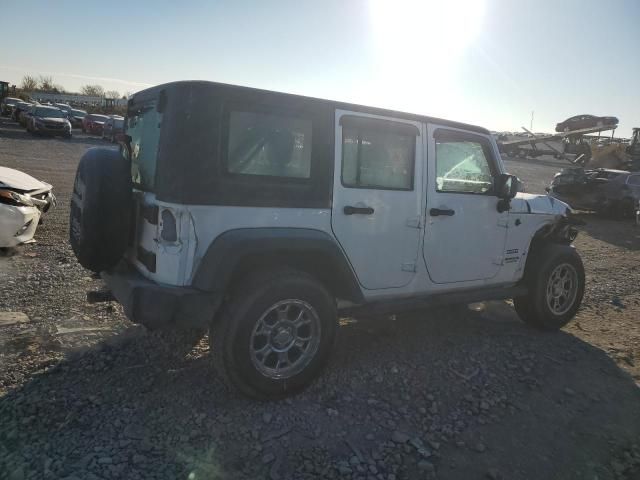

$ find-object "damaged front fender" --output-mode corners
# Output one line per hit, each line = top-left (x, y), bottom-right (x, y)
(511, 193), (582, 244)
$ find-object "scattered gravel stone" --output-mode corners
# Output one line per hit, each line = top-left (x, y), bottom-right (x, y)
(418, 460), (435, 472)
(391, 431), (410, 444)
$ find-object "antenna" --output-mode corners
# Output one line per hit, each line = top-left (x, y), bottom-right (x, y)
(530, 110), (534, 131)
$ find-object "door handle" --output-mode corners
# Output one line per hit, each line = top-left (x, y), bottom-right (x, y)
(429, 208), (455, 217)
(344, 205), (374, 215)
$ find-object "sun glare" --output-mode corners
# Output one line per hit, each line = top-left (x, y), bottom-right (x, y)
(368, 0), (485, 113)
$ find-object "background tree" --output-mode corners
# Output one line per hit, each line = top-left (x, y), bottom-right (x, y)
(80, 84), (105, 97)
(38, 75), (55, 91)
(105, 90), (120, 99)
(20, 75), (38, 91)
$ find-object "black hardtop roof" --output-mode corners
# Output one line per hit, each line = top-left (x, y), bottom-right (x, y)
(132, 80), (490, 135)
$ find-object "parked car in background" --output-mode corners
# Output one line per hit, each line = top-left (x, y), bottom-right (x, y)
(555, 114), (618, 133)
(19, 105), (36, 127)
(0, 166), (55, 247)
(12, 102), (32, 121)
(1, 97), (22, 116)
(26, 106), (72, 138)
(54, 103), (72, 114)
(102, 115), (124, 142)
(547, 167), (640, 217)
(82, 114), (109, 135)
(67, 109), (87, 128)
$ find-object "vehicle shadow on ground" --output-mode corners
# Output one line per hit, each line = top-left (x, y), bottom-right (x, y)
(1, 303), (639, 479)
(575, 213), (640, 251)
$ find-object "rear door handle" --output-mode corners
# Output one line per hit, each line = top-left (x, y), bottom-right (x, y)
(344, 205), (374, 215)
(429, 208), (455, 217)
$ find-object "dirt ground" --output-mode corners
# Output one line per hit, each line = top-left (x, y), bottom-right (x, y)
(0, 116), (639, 480)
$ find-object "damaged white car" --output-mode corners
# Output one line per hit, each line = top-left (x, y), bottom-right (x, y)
(0, 167), (56, 247)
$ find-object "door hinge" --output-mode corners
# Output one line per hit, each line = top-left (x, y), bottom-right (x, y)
(492, 256), (504, 265)
(406, 216), (422, 228)
(497, 217), (509, 228)
(401, 262), (417, 272)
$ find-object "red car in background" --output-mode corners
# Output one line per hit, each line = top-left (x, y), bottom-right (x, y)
(82, 114), (109, 135)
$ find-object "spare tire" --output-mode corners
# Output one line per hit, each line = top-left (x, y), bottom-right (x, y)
(69, 147), (132, 273)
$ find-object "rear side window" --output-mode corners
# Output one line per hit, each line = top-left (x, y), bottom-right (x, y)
(341, 117), (416, 190)
(226, 111), (312, 179)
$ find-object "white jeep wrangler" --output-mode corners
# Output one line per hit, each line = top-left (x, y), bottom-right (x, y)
(70, 81), (585, 399)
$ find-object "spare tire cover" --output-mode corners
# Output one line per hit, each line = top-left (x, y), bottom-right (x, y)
(69, 147), (132, 272)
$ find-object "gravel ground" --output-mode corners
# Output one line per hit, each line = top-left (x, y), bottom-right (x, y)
(1, 116), (639, 480)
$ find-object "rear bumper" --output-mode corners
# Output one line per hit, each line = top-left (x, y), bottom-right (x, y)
(102, 262), (221, 329)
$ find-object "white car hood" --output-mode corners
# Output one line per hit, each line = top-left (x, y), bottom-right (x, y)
(511, 192), (570, 216)
(0, 167), (51, 191)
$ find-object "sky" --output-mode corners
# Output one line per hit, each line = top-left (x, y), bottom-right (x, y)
(2, 0), (639, 136)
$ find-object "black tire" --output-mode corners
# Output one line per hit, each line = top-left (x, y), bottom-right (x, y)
(514, 244), (584, 331)
(211, 269), (337, 400)
(69, 148), (132, 273)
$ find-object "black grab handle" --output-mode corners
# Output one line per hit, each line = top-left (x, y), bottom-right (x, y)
(429, 208), (455, 217)
(344, 205), (375, 215)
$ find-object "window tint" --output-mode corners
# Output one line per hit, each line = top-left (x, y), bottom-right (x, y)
(628, 175), (640, 186)
(435, 137), (494, 194)
(342, 126), (414, 190)
(227, 111), (312, 179)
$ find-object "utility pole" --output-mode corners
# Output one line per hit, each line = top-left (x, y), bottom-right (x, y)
(530, 110), (534, 131)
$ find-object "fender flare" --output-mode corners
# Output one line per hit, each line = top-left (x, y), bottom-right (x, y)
(192, 228), (364, 302)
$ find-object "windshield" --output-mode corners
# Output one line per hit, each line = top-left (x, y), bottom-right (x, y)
(88, 114), (108, 122)
(71, 109), (86, 116)
(35, 108), (65, 118)
(128, 102), (162, 190)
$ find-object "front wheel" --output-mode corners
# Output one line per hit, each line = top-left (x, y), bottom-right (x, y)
(514, 244), (585, 331)
(210, 269), (337, 399)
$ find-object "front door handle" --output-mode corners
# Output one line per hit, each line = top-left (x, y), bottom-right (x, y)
(429, 208), (455, 217)
(344, 205), (374, 215)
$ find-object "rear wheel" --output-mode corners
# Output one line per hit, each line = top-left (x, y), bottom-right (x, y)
(211, 269), (337, 399)
(514, 244), (584, 331)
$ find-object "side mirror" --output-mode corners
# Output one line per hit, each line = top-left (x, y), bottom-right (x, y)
(495, 173), (521, 200)
(495, 173), (522, 213)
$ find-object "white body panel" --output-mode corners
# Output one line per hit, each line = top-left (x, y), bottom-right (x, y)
(0, 204), (41, 247)
(128, 113), (572, 304)
(423, 124), (508, 283)
(331, 110), (423, 290)
(126, 191), (332, 286)
(0, 167), (51, 191)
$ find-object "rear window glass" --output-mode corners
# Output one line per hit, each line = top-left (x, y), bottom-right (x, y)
(226, 111), (312, 179)
(128, 102), (162, 190)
